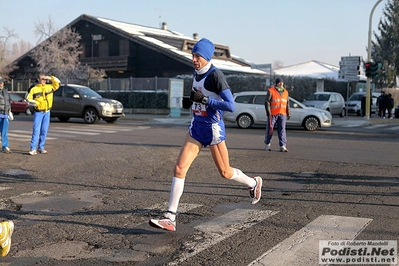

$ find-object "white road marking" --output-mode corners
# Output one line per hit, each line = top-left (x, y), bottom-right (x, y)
(49, 129), (100, 135)
(8, 132), (57, 140)
(248, 215), (372, 266)
(169, 208), (279, 266)
(8, 125), (149, 143)
(386, 126), (399, 131)
(51, 126), (117, 133)
(363, 124), (390, 129)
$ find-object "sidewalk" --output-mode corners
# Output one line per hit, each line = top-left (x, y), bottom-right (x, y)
(120, 112), (399, 126)
(333, 115), (399, 127)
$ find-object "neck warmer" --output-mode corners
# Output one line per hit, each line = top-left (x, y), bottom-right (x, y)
(196, 62), (212, 75)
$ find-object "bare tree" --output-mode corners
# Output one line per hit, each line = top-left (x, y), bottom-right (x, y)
(9, 40), (33, 62)
(34, 16), (57, 43)
(0, 27), (19, 79)
(273, 60), (285, 70)
(30, 16), (105, 83)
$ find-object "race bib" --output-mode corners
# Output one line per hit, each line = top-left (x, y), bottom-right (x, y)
(192, 102), (207, 116)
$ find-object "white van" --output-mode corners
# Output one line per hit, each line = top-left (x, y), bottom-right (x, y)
(346, 92), (380, 116)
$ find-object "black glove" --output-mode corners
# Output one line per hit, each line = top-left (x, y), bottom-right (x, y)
(190, 88), (209, 104)
(182, 97), (192, 109)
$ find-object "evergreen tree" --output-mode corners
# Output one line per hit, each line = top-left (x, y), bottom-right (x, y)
(372, 0), (399, 87)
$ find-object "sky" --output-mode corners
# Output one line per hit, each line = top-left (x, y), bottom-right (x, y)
(1, 0), (388, 67)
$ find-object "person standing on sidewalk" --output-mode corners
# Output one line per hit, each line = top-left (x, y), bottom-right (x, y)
(264, 78), (290, 152)
(377, 91), (386, 118)
(0, 77), (12, 153)
(26, 74), (60, 155)
(387, 93), (394, 119)
(149, 38), (263, 232)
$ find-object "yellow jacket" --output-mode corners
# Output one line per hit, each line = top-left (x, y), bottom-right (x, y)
(27, 76), (60, 112)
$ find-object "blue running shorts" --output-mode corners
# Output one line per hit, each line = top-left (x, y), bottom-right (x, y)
(189, 119), (226, 147)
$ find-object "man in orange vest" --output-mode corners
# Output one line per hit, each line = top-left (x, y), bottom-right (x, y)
(264, 78), (290, 152)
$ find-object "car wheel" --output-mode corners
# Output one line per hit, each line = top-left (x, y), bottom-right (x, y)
(58, 117), (70, 122)
(83, 107), (99, 124)
(104, 118), (118, 123)
(25, 108), (32, 115)
(339, 108), (346, 117)
(303, 116), (319, 131)
(236, 114), (253, 129)
(356, 110), (361, 116)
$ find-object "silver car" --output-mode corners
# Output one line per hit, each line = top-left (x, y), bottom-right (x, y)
(302, 92), (346, 117)
(346, 92), (380, 116)
(51, 84), (124, 124)
(223, 91), (332, 131)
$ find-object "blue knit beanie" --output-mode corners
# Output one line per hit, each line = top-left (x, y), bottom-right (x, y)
(192, 38), (215, 61)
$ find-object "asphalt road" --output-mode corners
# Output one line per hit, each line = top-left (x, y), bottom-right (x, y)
(0, 115), (398, 265)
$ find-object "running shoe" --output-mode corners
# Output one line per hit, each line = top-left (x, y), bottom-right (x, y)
(0, 220), (14, 257)
(280, 146), (288, 152)
(29, 150), (37, 155)
(265, 143), (271, 151)
(249, 176), (263, 205)
(149, 213), (176, 231)
(3, 147), (11, 154)
(38, 149), (48, 154)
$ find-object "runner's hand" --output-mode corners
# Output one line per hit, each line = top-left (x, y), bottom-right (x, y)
(190, 88), (207, 103)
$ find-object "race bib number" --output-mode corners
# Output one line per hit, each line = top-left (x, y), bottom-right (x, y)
(192, 102), (207, 116)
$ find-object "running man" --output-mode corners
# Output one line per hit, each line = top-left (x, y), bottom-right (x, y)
(149, 38), (262, 232)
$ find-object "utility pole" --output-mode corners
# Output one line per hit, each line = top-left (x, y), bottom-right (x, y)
(365, 0), (382, 120)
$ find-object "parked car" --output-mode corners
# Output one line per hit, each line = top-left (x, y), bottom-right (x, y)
(51, 84), (124, 124)
(346, 92), (379, 116)
(9, 92), (31, 115)
(223, 91), (332, 131)
(302, 92), (346, 117)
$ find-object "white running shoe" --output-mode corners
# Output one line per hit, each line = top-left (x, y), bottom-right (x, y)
(149, 212), (176, 231)
(280, 146), (288, 152)
(249, 176), (263, 204)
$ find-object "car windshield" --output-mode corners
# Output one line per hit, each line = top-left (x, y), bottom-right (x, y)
(9, 94), (23, 101)
(75, 87), (102, 99)
(348, 94), (364, 101)
(308, 94), (330, 101)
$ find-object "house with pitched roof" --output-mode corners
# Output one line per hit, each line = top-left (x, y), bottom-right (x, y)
(9, 14), (267, 82)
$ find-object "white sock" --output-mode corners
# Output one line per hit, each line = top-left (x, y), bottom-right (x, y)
(230, 168), (256, 188)
(166, 177), (185, 221)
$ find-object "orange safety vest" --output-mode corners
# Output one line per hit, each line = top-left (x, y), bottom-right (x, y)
(268, 87), (288, 115)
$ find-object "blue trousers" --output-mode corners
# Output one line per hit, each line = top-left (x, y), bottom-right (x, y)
(0, 117), (9, 149)
(264, 114), (287, 147)
(30, 111), (50, 151)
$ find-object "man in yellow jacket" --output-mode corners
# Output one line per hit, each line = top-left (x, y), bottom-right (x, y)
(26, 74), (60, 155)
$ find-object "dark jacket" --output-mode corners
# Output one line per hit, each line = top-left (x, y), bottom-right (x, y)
(0, 88), (11, 115)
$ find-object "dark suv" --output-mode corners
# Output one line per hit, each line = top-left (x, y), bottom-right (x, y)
(51, 84), (124, 124)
